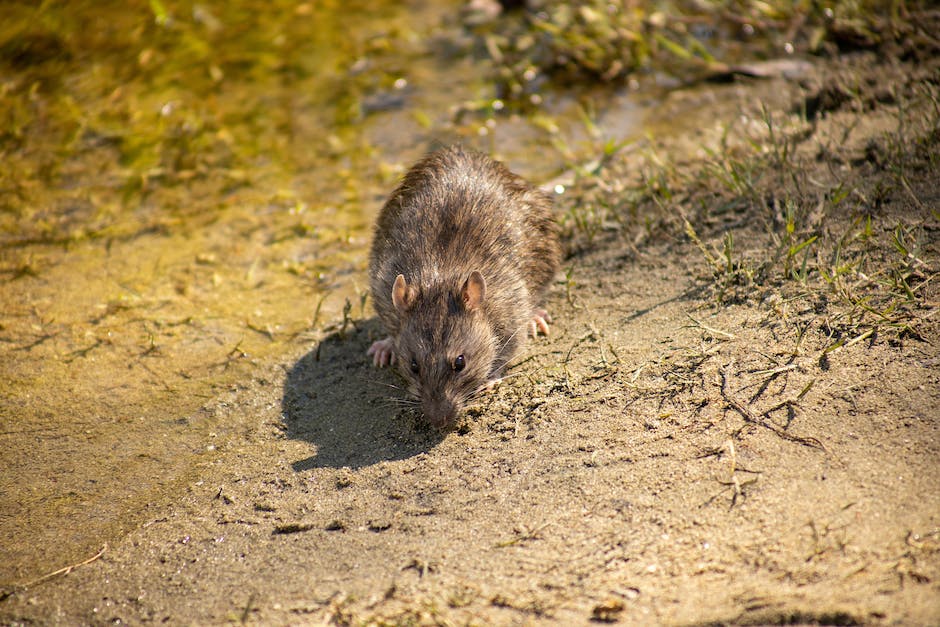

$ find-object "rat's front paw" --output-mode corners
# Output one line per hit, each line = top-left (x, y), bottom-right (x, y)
(367, 337), (395, 367)
(528, 308), (552, 338)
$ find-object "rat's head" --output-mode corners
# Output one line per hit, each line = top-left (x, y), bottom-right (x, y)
(391, 271), (496, 428)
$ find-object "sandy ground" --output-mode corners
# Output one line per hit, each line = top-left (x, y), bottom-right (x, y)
(2, 23), (939, 627)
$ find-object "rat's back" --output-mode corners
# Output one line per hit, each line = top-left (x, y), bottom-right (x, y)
(369, 146), (559, 331)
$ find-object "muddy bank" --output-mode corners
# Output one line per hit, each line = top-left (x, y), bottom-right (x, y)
(2, 0), (633, 585)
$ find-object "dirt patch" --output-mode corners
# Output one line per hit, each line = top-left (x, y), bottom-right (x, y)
(2, 17), (939, 627)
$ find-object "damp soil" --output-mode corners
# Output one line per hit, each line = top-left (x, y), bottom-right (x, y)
(0, 0), (639, 590)
(2, 4), (939, 627)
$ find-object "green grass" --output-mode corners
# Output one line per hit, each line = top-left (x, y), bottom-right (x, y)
(473, 0), (931, 108)
(557, 54), (938, 345)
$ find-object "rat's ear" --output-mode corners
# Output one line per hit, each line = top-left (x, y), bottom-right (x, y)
(392, 274), (416, 312)
(461, 271), (486, 311)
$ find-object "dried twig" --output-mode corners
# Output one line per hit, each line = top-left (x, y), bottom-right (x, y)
(22, 544), (107, 588)
(699, 439), (762, 509)
(720, 366), (826, 451)
(686, 314), (737, 340)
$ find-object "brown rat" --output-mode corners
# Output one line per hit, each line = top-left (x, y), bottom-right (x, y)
(367, 145), (561, 428)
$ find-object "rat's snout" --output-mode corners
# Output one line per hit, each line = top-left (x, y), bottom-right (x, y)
(422, 394), (459, 429)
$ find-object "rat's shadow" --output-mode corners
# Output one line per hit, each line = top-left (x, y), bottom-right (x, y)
(281, 319), (444, 470)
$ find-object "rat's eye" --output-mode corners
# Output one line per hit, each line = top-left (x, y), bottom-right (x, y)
(410, 358), (420, 374)
(453, 354), (465, 372)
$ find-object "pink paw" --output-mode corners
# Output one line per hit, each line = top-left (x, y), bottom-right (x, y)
(527, 308), (552, 338)
(367, 337), (395, 367)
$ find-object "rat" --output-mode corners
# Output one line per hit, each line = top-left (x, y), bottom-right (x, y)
(367, 145), (562, 428)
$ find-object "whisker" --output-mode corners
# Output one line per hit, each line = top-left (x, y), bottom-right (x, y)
(497, 325), (524, 353)
(380, 403), (417, 409)
(353, 374), (407, 392)
(378, 398), (419, 409)
(370, 380), (406, 392)
(498, 370), (526, 382)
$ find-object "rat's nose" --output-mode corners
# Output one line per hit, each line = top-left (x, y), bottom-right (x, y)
(423, 396), (458, 429)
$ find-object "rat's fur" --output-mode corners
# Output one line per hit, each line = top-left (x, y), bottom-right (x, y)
(369, 146), (561, 427)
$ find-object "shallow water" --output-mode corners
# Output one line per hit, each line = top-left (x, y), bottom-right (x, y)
(0, 0), (648, 582)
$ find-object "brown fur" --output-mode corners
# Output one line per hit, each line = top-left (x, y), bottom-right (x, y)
(369, 145), (561, 427)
